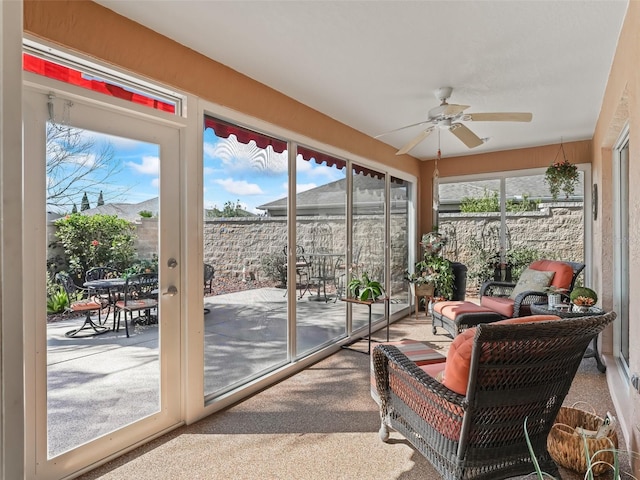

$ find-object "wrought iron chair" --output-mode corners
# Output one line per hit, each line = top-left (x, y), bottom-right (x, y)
(114, 273), (158, 337)
(85, 266), (120, 321)
(204, 263), (215, 295)
(55, 272), (108, 337)
(372, 311), (616, 480)
(283, 245), (311, 299)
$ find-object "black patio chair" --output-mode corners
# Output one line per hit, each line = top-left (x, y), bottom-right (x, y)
(114, 273), (158, 337)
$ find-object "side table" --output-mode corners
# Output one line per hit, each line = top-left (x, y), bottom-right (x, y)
(340, 297), (390, 355)
(530, 303), (606, 373)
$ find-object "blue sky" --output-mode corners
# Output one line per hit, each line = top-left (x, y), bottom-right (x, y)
(49, 126), (345, 214)
(202, 128), (344, 214)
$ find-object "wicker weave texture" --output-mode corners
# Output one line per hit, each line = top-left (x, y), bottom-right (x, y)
(372, 311), (616, 480)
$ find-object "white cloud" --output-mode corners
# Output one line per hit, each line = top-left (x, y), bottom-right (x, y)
(151, 178), (159, 188)
(127, 155), (159, 175)
(214, 178), (264, 195)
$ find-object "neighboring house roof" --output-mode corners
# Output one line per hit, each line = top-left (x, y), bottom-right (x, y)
(258, 174), (407, 216)
(80, 197), (158, 223)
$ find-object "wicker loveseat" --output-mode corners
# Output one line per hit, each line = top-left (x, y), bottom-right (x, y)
(480, 260), (585, 317)
(372, 311), (616, 480)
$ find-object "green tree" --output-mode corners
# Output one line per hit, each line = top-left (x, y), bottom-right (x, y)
(97, 190), (104, 206)
(80, 192), (90, 211)
(71, 203), (78, 214)
(54, 213), (137, 279)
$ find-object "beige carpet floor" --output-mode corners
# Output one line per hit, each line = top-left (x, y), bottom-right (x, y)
(78, 314), (631, 480)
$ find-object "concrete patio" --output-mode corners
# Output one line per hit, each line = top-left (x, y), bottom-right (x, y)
(46, 287), (397, 457)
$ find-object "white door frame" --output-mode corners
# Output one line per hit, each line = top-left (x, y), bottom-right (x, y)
(23, 81), (184, 479)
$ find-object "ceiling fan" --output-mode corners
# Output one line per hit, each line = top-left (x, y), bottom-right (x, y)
(376, 87), (533, 156)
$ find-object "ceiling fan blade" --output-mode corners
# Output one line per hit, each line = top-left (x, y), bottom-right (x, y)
(374, 119), (431, 138)
(467, 112), (533, 122)
(428, 103), (469, 119)
(449, 123), (484, 148)
(396, 127), (435, 155)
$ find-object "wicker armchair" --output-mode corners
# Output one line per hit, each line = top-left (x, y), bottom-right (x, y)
(372, 311), (616, 480)
(480, 260), (585, 317)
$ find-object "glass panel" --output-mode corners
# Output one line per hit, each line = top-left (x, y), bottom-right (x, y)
(618, 142), (630, 365)
(203, 120), (289, 398)
(389, 177), (410, 316)
(46, 124), (160, 457)
(294, 147), (347, 355)
(352, 165), (386, 330)
(438, 178), (502, 296)
(504, 173), (584, 280)
(438, 172), (586, 300)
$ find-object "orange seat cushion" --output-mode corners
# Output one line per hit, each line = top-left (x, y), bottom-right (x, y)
(442, 314), (561, 395)
(433, 300), (496, 319)
(480, 296), (515, 318)
(70, 300), (102, 312)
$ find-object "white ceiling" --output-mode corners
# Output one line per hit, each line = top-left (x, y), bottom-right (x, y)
(96, 0), (628, 160)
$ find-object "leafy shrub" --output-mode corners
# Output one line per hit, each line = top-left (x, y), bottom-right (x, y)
(461, 189), (539, 213)
(261, 252), (286, 287)
(54, 213), (136, 279)
(138, 210), (154, 218)
(47, 285), (69, 314)
(123, 255), (158, 277)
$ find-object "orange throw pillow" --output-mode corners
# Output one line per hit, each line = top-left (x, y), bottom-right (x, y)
(442, 314), (560, 395)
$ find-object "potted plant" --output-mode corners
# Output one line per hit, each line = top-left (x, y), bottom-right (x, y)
(347, 271), (384, 302)
(545, 157), (579, 200)
(408, 229), (455, 301)
(570, 286), (598, 313)
(404, 260), (436, 298)
(543, 285), (568, 309)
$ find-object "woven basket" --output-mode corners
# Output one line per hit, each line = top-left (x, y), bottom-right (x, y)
(547, 405), (618, 476)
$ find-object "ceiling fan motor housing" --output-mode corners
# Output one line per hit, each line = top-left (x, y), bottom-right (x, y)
(434, 86), (453, 103)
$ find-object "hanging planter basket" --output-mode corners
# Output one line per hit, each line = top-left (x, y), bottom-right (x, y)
(545, 142), (579, 200)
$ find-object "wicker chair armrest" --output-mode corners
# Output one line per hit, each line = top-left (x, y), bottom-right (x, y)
(479, 280), (516, 298)
(373, 345), (468, 435)
(512, 290), (549, 317)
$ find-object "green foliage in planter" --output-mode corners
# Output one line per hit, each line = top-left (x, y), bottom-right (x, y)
(424, 255), (454, 300)
(138, 210), (154, 218)
(55, 213), (136, 279)
(348, 272), (384, 301)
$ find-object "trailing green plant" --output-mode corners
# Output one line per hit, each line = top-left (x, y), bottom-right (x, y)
(138, 210), (154, 218)
(545, 157), (579, 200)
(54, 213), (137, 279)
(347, 271), (384, 301)
(423, 255), (454, 300)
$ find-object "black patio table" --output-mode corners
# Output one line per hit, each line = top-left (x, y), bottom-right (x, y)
(83, 278), (126, 322)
